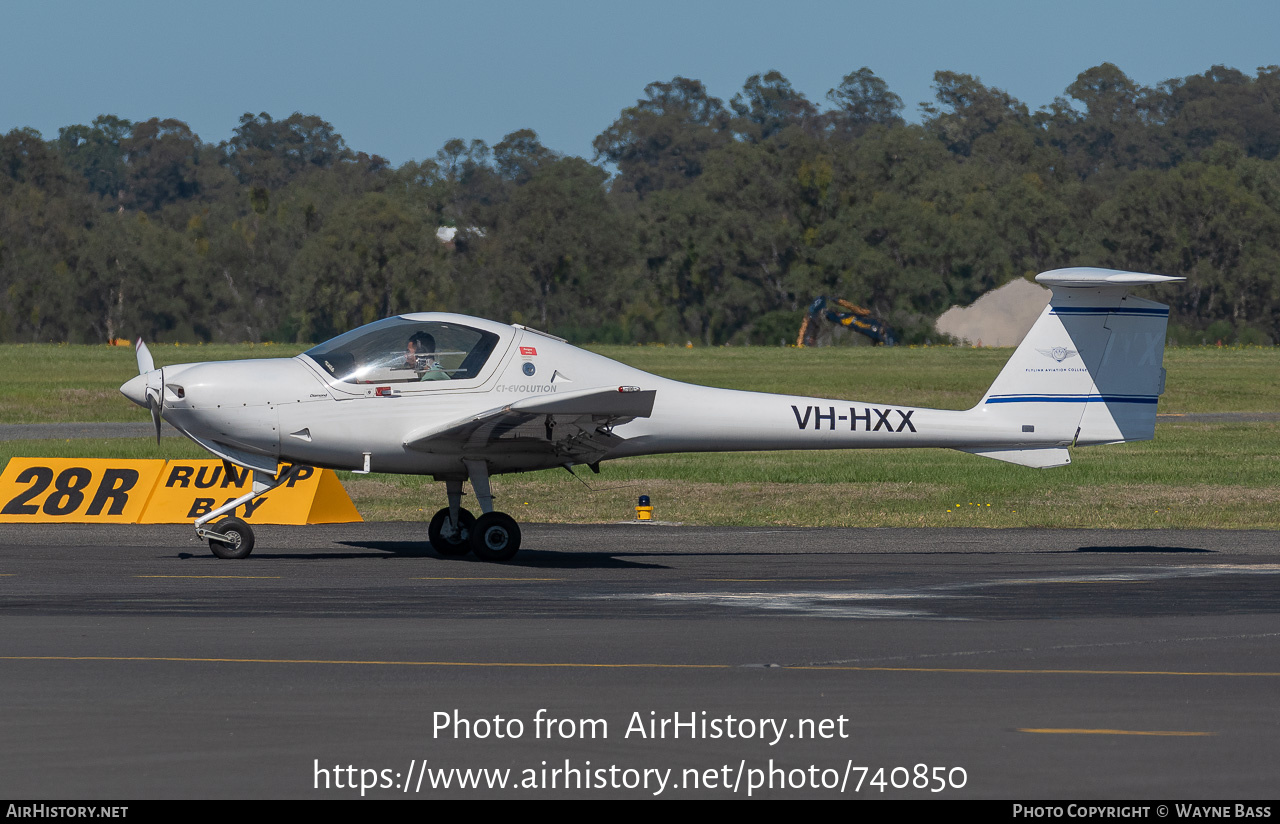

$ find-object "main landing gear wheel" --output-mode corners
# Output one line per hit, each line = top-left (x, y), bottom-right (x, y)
(428, 507), (475, 556)
(470, 512), (521, 562)
(209, 517), (254, 559)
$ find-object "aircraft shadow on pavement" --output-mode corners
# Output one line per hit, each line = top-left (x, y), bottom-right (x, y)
(174, 550), (448, 561)
(337, 541), (672, 569)
(1072, 545), (1214, 554)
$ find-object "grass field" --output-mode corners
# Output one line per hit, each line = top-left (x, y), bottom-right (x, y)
(1, 343), (1277, 529)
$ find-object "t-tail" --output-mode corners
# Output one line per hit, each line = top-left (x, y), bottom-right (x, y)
(960, 267), (1184, 468)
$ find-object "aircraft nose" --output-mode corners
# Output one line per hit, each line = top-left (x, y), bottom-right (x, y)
(121, 373), (149, 407)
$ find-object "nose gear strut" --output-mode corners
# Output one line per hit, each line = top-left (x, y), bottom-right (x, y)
(194, 464), (302, 559)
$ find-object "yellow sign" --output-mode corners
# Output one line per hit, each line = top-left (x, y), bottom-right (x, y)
(0, 458), (362, 525)
(0, 458), (166, 524)
(137, 460), (361, 524)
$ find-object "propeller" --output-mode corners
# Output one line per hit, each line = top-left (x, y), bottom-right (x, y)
(135, 338), (164, 445)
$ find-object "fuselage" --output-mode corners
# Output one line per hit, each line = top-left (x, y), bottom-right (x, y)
(124, 312), (1070, 479)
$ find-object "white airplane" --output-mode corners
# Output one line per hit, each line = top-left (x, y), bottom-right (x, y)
(121, 267), (1182, 562)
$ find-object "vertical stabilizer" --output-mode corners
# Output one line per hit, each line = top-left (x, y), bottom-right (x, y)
(976, 268), (1183, 446)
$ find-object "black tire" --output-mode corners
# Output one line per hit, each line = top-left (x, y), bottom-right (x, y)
(470, 511), (521, 562)
(428, 507), (475, 556)
(209, 517), (254, 559)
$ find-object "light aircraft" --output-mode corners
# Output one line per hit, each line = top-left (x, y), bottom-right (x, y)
(121, 267), (1182, 562)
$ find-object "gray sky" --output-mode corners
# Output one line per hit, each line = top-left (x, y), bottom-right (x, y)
(3, 0), (1278, 165)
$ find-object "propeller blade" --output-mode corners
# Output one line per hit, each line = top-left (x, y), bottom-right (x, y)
(135, 337), (154, 375)
(146, 367), (165, 444)
(149, 396), (162, 444)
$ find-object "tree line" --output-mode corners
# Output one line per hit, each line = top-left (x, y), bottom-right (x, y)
(3, 63), (1279, 346)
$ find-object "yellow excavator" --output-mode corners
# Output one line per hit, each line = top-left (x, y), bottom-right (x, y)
(797, 297), (897, 347)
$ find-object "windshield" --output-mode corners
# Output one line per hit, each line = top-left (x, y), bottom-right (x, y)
(304, 318), (501, 385)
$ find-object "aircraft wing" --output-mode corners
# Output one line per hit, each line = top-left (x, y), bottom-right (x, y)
(402, 385), (657, 461)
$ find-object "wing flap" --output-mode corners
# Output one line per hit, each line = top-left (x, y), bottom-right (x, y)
(511, 386), (656, 417)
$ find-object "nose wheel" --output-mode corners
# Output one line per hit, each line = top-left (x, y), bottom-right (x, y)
(208, 517), (255, 559)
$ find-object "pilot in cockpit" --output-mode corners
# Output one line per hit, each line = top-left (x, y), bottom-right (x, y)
(405, 331), (449, 381)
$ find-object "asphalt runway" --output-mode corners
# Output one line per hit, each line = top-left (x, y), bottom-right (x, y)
(0, 522), (1277, 799)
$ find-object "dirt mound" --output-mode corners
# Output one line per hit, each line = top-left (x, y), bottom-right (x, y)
(935, 278), (1051, 347)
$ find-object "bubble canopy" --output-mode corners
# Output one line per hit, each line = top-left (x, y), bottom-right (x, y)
(304, 317), (502, 386)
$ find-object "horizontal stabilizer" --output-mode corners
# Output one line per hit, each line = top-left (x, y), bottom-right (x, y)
(957, 447), (1071, 468)
(1036, 268), (1184, 288)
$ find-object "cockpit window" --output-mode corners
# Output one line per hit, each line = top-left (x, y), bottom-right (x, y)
(304, 318), (501, 385)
